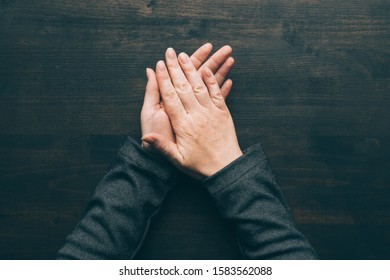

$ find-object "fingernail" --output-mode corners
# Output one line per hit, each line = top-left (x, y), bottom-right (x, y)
(141, 137), (154, 145)
(166, 48), (176, 59)
(179, 52), (189, 64)
(223, 45), (233, 53)
(146, 68), (150, 77)
(204, 68), (212, 78)
(157, 60), (166, 70)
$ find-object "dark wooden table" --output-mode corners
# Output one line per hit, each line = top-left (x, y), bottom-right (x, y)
(1, 0), (389, 259)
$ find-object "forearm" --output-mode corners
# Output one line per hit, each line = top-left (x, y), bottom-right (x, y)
(57, 137), (177, 259)
(203, 143), (317, 259)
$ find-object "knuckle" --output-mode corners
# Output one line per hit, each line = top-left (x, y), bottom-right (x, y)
(211, 91), (224, 100)
(165, 89), (177, 98)
(211, 96), (221, 105)
(175, 83), (191, 94)
(192, 84), (205, 95)
(163, 90), (179, 104)
(209, 79), (218, 86)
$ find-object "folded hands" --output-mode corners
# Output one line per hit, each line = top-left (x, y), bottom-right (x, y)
(140, 43), (242, 180)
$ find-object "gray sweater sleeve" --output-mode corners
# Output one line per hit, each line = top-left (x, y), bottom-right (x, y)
(56, 137), (177, 259)
(202, 143), (317, 259)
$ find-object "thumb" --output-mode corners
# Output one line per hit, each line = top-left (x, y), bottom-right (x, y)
(143, 68), (160, 107)
(142, 133), (182, 165)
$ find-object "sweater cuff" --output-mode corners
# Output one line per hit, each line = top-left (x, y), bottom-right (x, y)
(202, 143), (268, 195)
(118, 137), (177, 183)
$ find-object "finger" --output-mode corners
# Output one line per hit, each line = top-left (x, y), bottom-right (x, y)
(178, 52), (213, 108)
(166, 48), (200, 112)
(143, 68), (160, 107)
(156, 60), (186, 121)
(215, 57), (235, 87)
(202, 67), (228, 110)
(198, 45), (232, 77)
(220, 79), (233, 99)
(142, 133), (183, 166)
(190, 42), (213, 69)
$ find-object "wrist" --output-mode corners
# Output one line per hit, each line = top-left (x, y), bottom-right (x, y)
(120, 137), (178, 182)
(203, 148), (243, 178)
(202, 143), (267, 193)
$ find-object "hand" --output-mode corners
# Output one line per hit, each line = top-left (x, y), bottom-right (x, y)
(140, 43), (235, 154)
(142, 48), (243, 180)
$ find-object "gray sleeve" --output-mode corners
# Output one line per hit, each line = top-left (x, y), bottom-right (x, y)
(57, 137), (177, 259)
(202, 143), (317, 259)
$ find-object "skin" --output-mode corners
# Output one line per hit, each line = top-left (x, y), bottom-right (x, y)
(142, 47), (242, 180)
(141, 43), (235, 156)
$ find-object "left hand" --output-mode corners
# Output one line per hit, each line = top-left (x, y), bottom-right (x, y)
(140, 43), (234, 154)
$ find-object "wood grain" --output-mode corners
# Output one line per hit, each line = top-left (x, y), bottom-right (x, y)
(0, 0), (389, 259)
